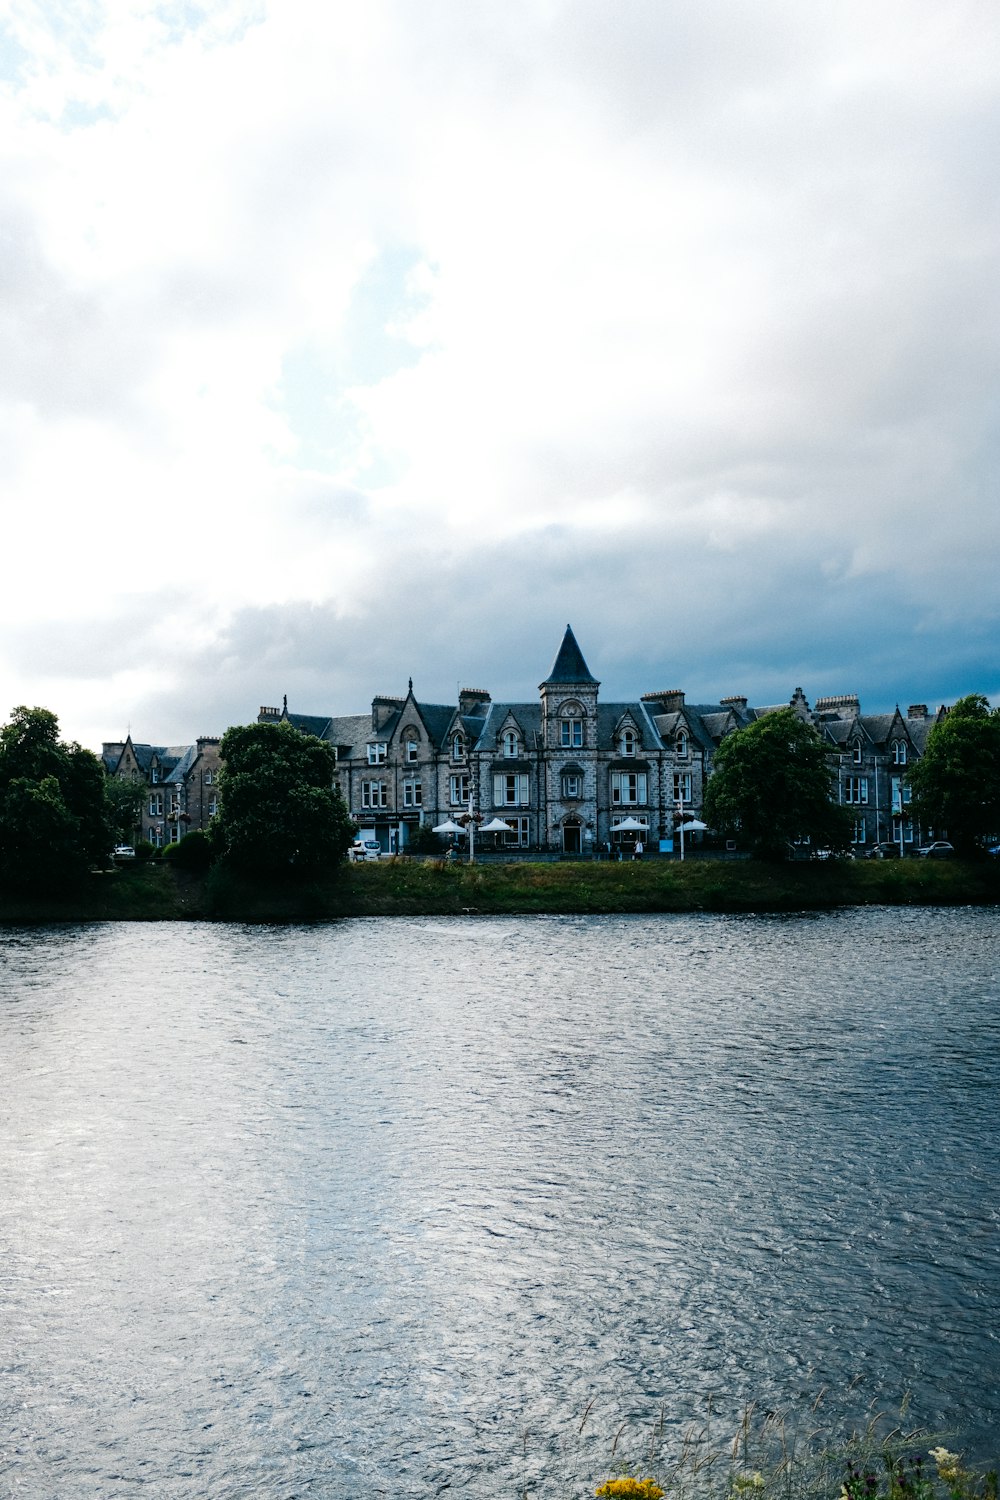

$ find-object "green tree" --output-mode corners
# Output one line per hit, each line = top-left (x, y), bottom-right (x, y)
(907, 694), (1000, 856)
(212, 721), (354, 878)
(105, 775), (146, 844)
(703, 707), (852, 861)
(0, 706), (114, 890)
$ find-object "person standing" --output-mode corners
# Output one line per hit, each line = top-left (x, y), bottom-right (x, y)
(633, 838), (644, 861)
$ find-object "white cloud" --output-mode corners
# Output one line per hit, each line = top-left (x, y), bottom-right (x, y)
(1, 0), (998, 747)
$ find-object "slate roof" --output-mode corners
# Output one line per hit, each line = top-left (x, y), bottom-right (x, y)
(473, 703), (543, 749)
(413, 702), (457, 748)
(865, 713), (910, 747)
(325, 715), (373, 756)
(541, 624), (598, 685)
(286, 713), (334, 739)
(598, 703), (666, 751)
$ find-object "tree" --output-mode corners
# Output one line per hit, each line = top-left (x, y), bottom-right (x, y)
(0, 706), (114, 890)
(105, 775), (146, 844)
(907, 694), (1000, 857)
(703, 708), (852, 861)
(212, 721), (355, 878)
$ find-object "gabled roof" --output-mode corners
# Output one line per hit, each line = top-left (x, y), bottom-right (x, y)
(857, 713), (898, 747)
(473, 702), (543, 749)
(410, 702), (456, 748)
(597, 702), (665, 751)
(540, 624), (598, 685)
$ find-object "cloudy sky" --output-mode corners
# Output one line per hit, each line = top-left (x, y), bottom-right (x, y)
(2, 0), (998, 751)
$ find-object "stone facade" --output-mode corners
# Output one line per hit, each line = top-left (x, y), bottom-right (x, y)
(258, 625), (946, 855)
(101, 735), (222, 848)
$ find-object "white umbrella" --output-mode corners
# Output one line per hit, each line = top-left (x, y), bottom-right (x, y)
(677, 819), (708, 832)
(480, 817), (514, 833)
(614, 816), (647, 831)
(432, 819), (465, 834)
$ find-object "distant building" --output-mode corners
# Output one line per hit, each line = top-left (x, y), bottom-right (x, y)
(257, 626), (947, 855)
(101, 735), (221, 847)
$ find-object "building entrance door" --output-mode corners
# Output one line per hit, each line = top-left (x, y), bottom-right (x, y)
(562, 822), (582, 854)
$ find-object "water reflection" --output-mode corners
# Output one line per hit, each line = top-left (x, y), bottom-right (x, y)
(1, 910), (998, 1497)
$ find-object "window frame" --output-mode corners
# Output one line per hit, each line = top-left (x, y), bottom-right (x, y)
(611, 770), (648, 806)
(493, 772), (529, 807)
(402, 778), (422, 808)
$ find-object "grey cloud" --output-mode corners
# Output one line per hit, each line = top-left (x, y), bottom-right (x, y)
(117, 519), (998, 748)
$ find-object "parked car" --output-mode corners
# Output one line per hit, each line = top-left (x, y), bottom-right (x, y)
(866, 842), (900, 859)
(110, 844), (136, 860)
(917, 841), (955, 859)
(349, 839), (382, 862)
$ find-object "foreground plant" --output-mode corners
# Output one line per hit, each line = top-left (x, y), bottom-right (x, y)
(595, 1480), (665, 1499)
(841, 1445), (998, 1500)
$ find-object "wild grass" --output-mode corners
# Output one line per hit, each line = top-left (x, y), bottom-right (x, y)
(1, 854), (998, 923)
(523, 1393), (996, 1500)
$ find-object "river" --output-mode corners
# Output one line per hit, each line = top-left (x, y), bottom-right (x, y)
(1, 908), (998, 1496)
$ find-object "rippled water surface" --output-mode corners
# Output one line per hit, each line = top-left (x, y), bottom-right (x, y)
(1, 908), (999, 1496)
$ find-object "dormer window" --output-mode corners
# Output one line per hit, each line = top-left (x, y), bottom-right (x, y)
(405, 737), (419, 763)
(852, 742), (863, 765)
(503, 731), (519, 758)
(620, 729), (637, 757)
(452, 734), (466, 761)
(892, 741), (907, 766)
(367, 742), (387, 765)
(676, 733), (687, 758)
(151, 766), (160, 784)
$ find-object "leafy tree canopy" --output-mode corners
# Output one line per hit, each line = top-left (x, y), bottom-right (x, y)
(212, 721), (354, 878)
(105, 775), (146, 844)
(0, 706), (113, 890)
(703, 707), (852, 861)
(907, 694), (1000, 856)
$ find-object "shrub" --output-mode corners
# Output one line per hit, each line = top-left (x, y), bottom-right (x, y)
(164, 829), (214, 871)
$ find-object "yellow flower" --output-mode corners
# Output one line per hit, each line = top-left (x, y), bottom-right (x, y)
(595, 1480), (666, 1500)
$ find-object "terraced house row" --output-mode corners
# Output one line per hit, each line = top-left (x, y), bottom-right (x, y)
(254, 626), (946, 856)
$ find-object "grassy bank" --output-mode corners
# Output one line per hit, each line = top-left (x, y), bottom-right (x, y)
(2, 855), (1000, 923)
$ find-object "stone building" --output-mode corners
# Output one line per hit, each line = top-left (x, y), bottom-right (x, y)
(101, 735), (222, 848)
(257, 625), (945, 855)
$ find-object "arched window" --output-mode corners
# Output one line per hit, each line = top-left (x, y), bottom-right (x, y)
(452, 734), (466, 761)
(892, 741), (907, 766)
(560, 703), (584, 749)
(852, 741), (863, 765)
(676, 732), (687, 758)
(620, 729), (637, 757)
(503, 730), (519, 758)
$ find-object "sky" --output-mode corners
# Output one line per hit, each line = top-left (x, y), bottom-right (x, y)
(2, 0), (999, 752)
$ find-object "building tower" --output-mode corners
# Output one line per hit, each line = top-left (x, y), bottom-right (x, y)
(539, 624), (600, 853)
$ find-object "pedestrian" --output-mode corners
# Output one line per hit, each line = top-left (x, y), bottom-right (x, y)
(633, 838), (643, 861)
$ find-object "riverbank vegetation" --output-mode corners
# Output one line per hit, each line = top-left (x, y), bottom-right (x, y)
(532, 1395), (996, 1500)
(2, 853), (999, 923)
